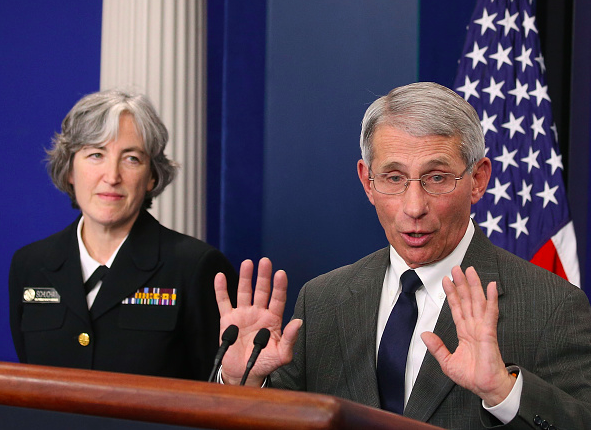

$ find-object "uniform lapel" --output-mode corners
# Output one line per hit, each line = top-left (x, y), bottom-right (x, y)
(41, 218), (91, 325)
(405, 222), (503, 421)
(335, 248), (389, 408)
(89, 210), (162, 320)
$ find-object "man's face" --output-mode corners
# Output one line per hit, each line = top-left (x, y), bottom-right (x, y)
(358, 125), (490, 268)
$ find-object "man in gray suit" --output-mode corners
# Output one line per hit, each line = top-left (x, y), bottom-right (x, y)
(214, 82), (591, 429)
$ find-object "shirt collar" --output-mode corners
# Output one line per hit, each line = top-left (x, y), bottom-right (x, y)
(387, 220), (475, 307)
(77, 217), (128, 282)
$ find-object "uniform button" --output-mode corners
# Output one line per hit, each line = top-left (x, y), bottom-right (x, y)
(78, 332), (90, 346)
(541, 421), (549, 430)
(533, 415), (542, 426)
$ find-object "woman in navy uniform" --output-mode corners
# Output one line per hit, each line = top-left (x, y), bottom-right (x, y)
(9, 90), (237, 380)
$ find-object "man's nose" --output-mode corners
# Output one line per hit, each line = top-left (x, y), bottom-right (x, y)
(402, 180), (428, 218)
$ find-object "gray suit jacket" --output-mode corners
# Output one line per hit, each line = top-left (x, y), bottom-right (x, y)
(271, 225), (591, 429)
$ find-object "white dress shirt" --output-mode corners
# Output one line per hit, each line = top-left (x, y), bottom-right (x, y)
(376, 221), (522, 423)
(77, 217), (127, 308)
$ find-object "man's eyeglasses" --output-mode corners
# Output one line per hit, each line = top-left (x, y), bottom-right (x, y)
(369, 168), (469, 195)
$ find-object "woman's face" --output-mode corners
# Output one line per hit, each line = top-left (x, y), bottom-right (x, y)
(68, 113), (155, 234)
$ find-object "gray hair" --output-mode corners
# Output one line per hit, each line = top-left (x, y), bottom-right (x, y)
(47, 89), (178, 209)
(360, 82), (485, 170)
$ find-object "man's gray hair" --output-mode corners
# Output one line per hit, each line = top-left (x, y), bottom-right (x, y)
(47, 89), (178, 208)
(360, 82), (485, 170)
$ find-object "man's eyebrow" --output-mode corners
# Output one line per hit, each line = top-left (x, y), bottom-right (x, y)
(376, 158), (453, 173)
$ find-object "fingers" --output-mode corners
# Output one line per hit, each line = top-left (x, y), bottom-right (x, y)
(445, 266), (487, 321)
(442, 275), (467, 331)
(214, 272), (233, 317)
(277, 318), (302, 364)
(444, 266), (500, 338)
(421, 332), (451, 366)
(252, 258), (273, 308)
(464, 266), (486, 320)
(237, 259), (254, 307)
(485, 281), (499, 327)
(268, 269), (288, 317)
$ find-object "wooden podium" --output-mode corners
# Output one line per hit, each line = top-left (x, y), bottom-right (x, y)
(0, 361), (441, 429)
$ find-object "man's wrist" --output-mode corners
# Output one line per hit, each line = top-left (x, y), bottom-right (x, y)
(216, 365), (267, 387)
(482, 365), (523, 424)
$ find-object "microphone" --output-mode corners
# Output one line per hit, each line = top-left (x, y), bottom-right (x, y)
(208, 324), (239, 382)
(239, 328), (271, 386)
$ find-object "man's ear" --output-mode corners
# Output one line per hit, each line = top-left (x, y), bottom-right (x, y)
(357, 159), (376, 206)
(470, 157), (492, 204)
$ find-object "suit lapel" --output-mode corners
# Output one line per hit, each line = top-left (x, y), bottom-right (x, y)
(335, 248), (389, 408)
(90, 210), (163, 320)
(405, 222), (503, 421)
(41, 218), (91, 325)
(405, 300), (458, 420)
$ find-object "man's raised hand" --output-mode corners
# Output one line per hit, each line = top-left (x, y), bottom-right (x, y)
(214, 258), (302, 386)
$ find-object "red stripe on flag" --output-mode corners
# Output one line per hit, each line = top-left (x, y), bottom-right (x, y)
(530, 239), (568, 281)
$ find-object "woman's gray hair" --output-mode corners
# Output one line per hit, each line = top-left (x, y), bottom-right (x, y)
(47, 89), (178, 209)
(360, 82), (485, 170)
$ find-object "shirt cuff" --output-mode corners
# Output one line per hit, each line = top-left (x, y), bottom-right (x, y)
(482, 366), (523, 424)
(216, 365), (268, 387)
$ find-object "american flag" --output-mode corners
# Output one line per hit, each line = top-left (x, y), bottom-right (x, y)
(454, 0), (580, 285)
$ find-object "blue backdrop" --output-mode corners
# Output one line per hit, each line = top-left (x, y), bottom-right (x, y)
(2, 0), (588, 365)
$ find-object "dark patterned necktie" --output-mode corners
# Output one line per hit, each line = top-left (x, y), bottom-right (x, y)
(377, 269), (422, 415)
(84, 265), (109, 295)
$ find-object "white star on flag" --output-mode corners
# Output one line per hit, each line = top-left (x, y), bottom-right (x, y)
(529, 79), (551, 106)
(474, 8), (497, 35)
(501, 113), (525, 138)
(489, 43), (513, 69)
(481, 111), (498, 135)
(517, 180), (533, 206)
(483, 77), (506, 103)
(521, 10), (538, 37)
(545, 147), (563, 174)
(530, 114), (546, 140)
(515, 46), (533, 72)
(494, 145), (519, 171)
(496, 9), (519, 35)
(508, 79), (530, 105)
(480, 211), (503, 237)
(535, 181), (559, 208)
(521, 147), (540, 173)
(487, 178), (512, 204)
(509, 213), (530, 239)
(456, 76), (480, 101)
(466, 42), (488, 68)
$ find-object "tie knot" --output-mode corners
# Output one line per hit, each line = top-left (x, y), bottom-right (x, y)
(400, 270), (422, 294)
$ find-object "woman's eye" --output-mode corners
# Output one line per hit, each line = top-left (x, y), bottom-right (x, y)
(127, 155), (140, 163)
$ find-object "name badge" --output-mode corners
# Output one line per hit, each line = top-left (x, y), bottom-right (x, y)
(23, 287), (61, 303)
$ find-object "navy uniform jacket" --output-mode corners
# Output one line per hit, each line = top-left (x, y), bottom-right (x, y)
(9, 209), (237, 381)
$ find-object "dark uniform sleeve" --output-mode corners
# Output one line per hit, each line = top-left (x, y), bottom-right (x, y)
(8, 249), (27, 363)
